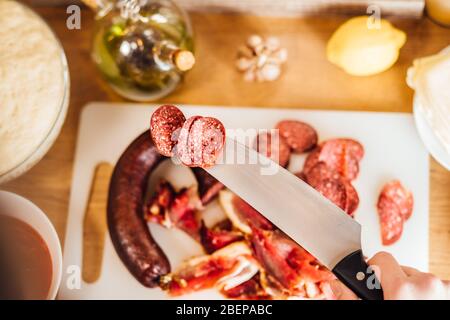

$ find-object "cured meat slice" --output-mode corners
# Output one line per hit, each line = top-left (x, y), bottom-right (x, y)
(344, 139), (365, 161)
(377, 180), (413, 245)
(304, 162), (341, 189)
(303, 163), (359, 216)
(231, 195), (274, 231)
(303, 147), (321, 174)
(295, 171), (307, 182)
(249, 227), (335, 298)
(176, 116), (201, 166)
(253, 131), (291, 167)
(312, 178), (348, 211)
(377, 194), (404, 245)
(276, 120), (318, 153)
(221, 275), (271, 300)
(285, 243), (335, 284)
(318, 139), (363, 181)
(191, 117), (226, 167)
(303, 139), (363, 181)
(162, 242), (259, 296)
(150, 105), (186, 157)
(191, 168), (224, 205)
(343, 180), (359, 216)
(169, 187), (202, 240)
(250, 228), (300, 289)
(177, 116), (226, 168)
(379, 180), (413, 220)
(143, 182), (201, 240)
(143, 180), (175, 227)
(200, 221), (244, 254)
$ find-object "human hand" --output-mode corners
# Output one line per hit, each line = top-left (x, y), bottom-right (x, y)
(330, 251), (450, 300)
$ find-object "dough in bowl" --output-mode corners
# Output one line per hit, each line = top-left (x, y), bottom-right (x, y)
(0, 0), (66, 177)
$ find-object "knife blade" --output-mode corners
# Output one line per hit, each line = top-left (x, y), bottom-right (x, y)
(206, 137), (383, 300)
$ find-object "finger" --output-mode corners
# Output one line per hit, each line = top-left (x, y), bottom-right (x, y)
(401, 265), (421, 277)
(443, 280), (450, 299)
(368, 251), (406, 285)
(329, 279), (359, 300)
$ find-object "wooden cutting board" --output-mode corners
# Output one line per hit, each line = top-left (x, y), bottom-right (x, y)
(60, 103), (429, 299)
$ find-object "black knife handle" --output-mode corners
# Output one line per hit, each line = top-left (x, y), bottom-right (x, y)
(332, 250), (384, 300)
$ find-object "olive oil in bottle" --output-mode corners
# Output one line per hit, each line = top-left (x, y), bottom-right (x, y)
(87, 0), (195, 101)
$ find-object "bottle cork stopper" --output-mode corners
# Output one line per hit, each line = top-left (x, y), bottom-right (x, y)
(174, 50), (196, 71)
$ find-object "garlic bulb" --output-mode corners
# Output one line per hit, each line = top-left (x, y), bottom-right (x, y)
(236, 35), (287, 82)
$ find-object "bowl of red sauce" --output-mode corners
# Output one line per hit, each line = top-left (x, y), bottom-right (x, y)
(0, 191), (62, 300)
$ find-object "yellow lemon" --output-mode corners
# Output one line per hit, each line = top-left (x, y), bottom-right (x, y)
(327, 16), (406, 76)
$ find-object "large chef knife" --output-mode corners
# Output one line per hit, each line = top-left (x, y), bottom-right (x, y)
(205, 137), (383, 300)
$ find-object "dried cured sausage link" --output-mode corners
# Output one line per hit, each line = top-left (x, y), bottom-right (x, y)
(108, 131), (170, 287)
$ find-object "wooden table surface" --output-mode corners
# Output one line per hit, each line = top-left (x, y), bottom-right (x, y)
(4, 5), (450, 280)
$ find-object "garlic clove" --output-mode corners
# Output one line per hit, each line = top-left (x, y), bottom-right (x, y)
(256, 53), (269, 68)
(252, 44), (265, 56)
(260, 63), (281, 81)
(236, 57), (254, 71)
(247, 34), (263, 49)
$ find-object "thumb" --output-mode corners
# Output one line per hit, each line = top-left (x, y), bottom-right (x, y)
(330, 279), (359, 300)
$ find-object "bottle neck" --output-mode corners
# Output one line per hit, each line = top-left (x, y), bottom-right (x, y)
(84, 0), (143, 21)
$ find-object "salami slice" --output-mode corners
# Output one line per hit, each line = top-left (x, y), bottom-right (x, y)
(304, 162), (359, 216)
(190, 117), (226, 167)
(176, 116), (226, 168)
(346, 139), (364, 161)
(304, 162), (340, 189)
(295, 171), (307, 182)
(377, 194), (404, 245)
(253, 131), (291, 167)
(276, 120), (318, 153)
(303, 147), (321, 174)
(379, 180), (413, 220)
(318, 139), (363, 181)
(313, 178), (347, 211)
(150, 105), (186, 157)
(343, 181), (359, 216)
(376, 180), (413, 245)
(176, 116), (202, 166)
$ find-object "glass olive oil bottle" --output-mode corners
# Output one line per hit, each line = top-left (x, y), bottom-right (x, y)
(88, 0), (195, 101)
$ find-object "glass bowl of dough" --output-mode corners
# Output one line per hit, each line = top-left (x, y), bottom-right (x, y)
(0, 0), (70, 184)
(407, 46), (450, 170)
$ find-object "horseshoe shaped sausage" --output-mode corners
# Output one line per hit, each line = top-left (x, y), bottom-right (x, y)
(107, 131), (224, 287)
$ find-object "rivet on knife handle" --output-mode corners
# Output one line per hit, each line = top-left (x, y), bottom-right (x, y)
(332, 250), (384, 300)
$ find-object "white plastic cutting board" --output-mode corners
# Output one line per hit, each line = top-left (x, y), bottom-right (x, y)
(60, 103), (429, 299)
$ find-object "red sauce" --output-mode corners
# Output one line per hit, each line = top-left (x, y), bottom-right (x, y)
(0, 215), (53, 299)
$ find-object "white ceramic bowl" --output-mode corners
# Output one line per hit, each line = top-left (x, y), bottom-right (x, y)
(413, 95), (450, 170)
(0, 2), (70, 185)
(0, 191), (62, 299)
